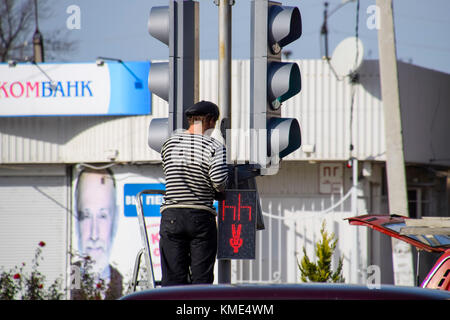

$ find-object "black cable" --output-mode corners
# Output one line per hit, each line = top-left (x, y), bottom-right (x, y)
(319, 0), (361, 156)
(353, 0), (360, 73)
(349, 0), (360, 156)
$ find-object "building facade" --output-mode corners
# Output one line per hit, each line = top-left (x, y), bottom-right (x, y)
(0, 59), (449, 296)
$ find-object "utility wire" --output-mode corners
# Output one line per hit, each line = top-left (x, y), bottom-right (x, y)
(349, 0), (360, 157)
(353, 0), (360, 75)
(319, 1), (361, 158)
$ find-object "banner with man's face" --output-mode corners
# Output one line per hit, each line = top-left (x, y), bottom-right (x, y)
(72, 165), (164, 298)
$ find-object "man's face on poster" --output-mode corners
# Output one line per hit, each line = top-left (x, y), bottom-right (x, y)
(77, 171), (116, 275)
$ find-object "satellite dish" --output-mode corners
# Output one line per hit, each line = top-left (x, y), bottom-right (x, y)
(330, 37), (364, 77)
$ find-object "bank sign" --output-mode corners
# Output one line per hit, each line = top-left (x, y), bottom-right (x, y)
(0, 61), (151, 116)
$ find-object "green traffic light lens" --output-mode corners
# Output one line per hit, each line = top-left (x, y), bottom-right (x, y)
(279, 63), (301, 104)
(267, 62), (301, 109)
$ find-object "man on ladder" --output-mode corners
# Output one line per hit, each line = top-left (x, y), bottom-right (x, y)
(159, 100), (229, 286)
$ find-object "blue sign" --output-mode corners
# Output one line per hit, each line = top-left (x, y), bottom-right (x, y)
(124, 183), (165, 217)
(124, 183), (219, 217)
(0, 61), (151, 116)
(107, 61), (151, 115)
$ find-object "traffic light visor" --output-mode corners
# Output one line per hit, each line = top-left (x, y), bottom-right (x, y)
(148, 6), (169, 46)
(148, 118), (169, 153)
(267, 62), (301, 109)
(268, 5), (302, 50)
(268, 117), (301, 159)
(148, 62), (169, 102)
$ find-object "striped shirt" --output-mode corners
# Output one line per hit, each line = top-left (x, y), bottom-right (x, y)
(160, 132), (228, 215)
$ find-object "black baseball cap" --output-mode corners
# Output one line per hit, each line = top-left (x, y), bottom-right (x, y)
(185, 100), (219, 120)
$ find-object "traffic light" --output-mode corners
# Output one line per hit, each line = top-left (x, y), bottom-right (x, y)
(147, 0), (199, 153)
(250, 0), (302, 174)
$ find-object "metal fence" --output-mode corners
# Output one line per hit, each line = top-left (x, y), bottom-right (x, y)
(231, 185), (369, 285)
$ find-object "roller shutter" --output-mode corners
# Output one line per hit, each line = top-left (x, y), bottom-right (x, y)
(0, 171), (69, 290)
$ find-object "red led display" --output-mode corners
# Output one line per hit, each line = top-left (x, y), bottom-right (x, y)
(218, 190), (256, 260)
(221, 192), (252, 222)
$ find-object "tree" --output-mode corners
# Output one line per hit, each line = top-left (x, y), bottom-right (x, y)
(298, 221), (345, 283)
(0, 0), (77, 62)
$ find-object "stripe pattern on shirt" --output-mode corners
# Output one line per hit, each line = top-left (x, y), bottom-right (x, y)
(161, 132), (228, 212)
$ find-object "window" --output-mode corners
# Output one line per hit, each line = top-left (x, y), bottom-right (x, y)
(408, 188), (430, 219)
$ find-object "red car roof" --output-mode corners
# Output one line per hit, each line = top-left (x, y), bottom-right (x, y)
(346, 214), (450, 253)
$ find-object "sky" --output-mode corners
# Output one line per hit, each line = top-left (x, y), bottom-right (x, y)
(37, 0), (450, 74)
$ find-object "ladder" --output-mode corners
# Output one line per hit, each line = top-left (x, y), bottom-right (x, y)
(130, 189), (165, 291)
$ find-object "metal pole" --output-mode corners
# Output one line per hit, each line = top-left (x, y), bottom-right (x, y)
(376, 0), (414, 286)
(416, 250), (421, 287)
(218, 0), (232, 139)
(351, 158), (359, 283)
(33, 0), (44, 62)
(217, 0), (232, 284)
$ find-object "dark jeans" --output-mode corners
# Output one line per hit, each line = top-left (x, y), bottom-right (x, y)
(159, 208), (217, 286)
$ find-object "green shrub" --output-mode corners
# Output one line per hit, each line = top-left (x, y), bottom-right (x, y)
(298, 221), (345, 283)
